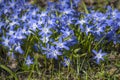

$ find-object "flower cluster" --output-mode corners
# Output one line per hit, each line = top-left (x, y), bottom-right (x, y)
(76, 6), (120, 44)
(0, 0), (79, 65)
(1, 0), (119, 65)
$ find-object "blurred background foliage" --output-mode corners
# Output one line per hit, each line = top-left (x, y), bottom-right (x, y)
(31, 0), (120, 11)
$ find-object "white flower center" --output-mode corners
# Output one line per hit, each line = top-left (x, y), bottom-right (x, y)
(58, 43), (64, 48)
(10, 21), (16, 26)
(4, 39), (9, 45)
(38, 20), (43, 25)
(96, 53), (102, 58)
(42, 37), (49, 43)
(32, 11), (36, 16)
(65, 60), (70, 66)
(43, 28), (49, 34)
(33, 23), (37, 28)
(53, 50), (58, 56)
(22, 16), (27, 21)
(86, 27), (91, 32)
(79, 20), (85, 25)
(48, 20), (52, 24)
(9, 31), (14, 35)
(66, 31), (70, 35)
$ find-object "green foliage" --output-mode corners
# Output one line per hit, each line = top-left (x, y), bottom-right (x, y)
(0, 0), (120, 80)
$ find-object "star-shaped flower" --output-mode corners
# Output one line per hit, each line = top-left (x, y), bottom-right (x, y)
(92, 49), (107, 64)
(25, 55), (34, 66)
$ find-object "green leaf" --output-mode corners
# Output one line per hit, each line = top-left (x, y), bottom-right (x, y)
(82, 2), (89, 14)
(0, 64), (18, 80)
(74, 48), (80, 53)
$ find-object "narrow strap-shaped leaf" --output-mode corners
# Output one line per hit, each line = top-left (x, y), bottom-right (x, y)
(0, 64), (18, 80)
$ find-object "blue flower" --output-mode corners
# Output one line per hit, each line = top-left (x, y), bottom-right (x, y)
(28, 7), (39, 18)
(7, 0), (16, 8)
(60, 15), (75, 26)
(18, 0), (31, 7)
(40, 11), (48, 18)
(1, 4), (11, 14)
(20, 26), (29, 35)
(112, 34), (120, 44)
(76, 19), (86, 25)
(13, 30), (26, 40)
(110, 9), (120, 19)
(39, 24), (52, 36)
(0, 0), (3, 4)
(6, 30), (15, 37)
(61, 28), (74, 38)
(42, 44), (51, 54)
(7, 52), (15, 59)
(49, 46), (62, 59)
(21, 13), (28, 22)
(107, 32), (120, 44)
(72, 0), (80, 8)
(92, 49), (107, 64)
(37, 17), (45, 26)
(40, 35), (51, 43)
(62, 58), (71, 67)
(66, 36), (78, 46)
(44, 46), (62, 59)
(58, 0), (71, 10)
(29, 21), (38, 32)
(9, 12), (20, 21)
(91, 12), (107, 23)
(47, 1), (58, 12)
(14, 43), (24, 54)
(47, 17), (57, 27)
(84, 25), (94, 35)
(25, 55), (34, 66)
(53, 37), (69, 50)
(62, 8), (75, 15)
(93, 24), (105, 36)
(7, 20), (19, 29)
(2, 36), (10, 47)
